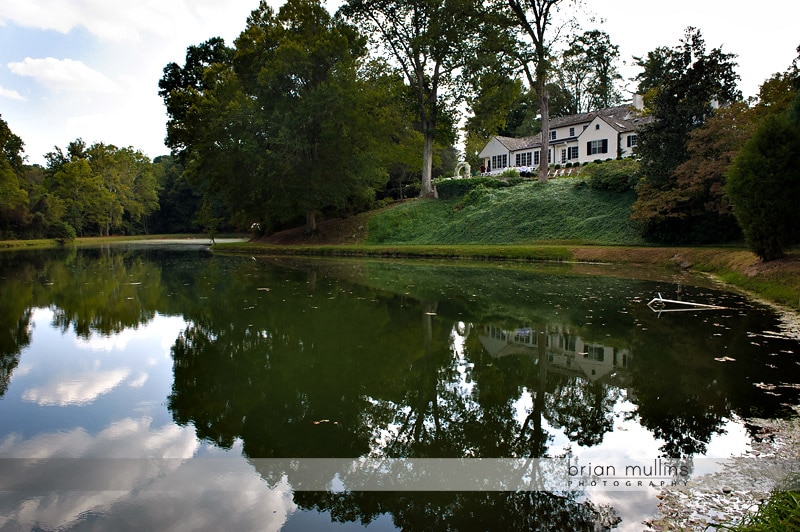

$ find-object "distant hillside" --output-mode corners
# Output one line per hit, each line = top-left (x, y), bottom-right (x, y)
(366, 178), (644, 245)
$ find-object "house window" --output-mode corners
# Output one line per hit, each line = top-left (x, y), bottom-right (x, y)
(533, 151), (540, 166)
(547, 150), (552, 164)
(586, 345), (605, 362)
(587, 139), (609, 155)
(515, 152), (532, 166)
(568, 146), (579, 160)
(550, 130), (557, 141)
(569, 127), (575, 137)
(566, 335), (576, 352)
(627, 134), (638, 147)
(491, 154), (508, 169)
(561, 149), (567, 163)
(595, 124), (600, 130)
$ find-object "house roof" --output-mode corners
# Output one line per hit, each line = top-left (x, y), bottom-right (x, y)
(494, 134), (542, 152)
(550, 103), (653, 131)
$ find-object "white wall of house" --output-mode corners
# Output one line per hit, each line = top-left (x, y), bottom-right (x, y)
(578, 117), (617, 163)
(620, 132), (639, 158)
(478, 137), (511, 171)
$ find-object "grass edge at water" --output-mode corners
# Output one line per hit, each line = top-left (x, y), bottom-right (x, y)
(718, 490), (800, 531)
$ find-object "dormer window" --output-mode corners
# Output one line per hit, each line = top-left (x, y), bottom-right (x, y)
(550, 130), (557, 141)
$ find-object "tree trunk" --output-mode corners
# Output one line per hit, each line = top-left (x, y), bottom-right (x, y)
(537, 76), (550, 183)
(419, 130), (437, 198)
(304, 210), (317, 235)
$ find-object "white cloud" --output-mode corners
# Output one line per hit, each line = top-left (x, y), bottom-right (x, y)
(0, 0), (263, 43)
(8, 57), (118, 93)
(128, 372), (149, 388)
(0, 417), (295, 531)
(22, 367), (131, 406)
(0, 84), (25, 100)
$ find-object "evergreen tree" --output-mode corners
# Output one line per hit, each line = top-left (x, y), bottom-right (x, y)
(726, 92), (800, 260)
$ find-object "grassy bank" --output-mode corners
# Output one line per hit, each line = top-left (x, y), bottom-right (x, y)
(367, 178), (644, 245)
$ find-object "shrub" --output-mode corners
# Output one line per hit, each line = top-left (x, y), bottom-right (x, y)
(52, 221), (76, 246)
(498, 168), (520, 179)
(584, 158), (640, 192)
(404, 183), (421, 198)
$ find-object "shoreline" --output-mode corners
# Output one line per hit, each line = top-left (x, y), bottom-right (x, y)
(215, 241), (800, 312)
(647, 408), (800, 531)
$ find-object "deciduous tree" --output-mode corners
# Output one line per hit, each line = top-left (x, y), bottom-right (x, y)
(631, 102), (752, 243)
(632, 28), (741, 242)
(340, 0), (481, 197)
(557, 29), (622, 113)
(0, 116), (29, 237)
(160, 0), (409, 234)
(501, 0), (578, 182)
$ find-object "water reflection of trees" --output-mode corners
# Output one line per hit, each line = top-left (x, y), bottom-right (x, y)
(0, 253), (42, 395)
(293, 491), (619, 531)
(166, 265), (620, 529)
(3, 250), (800, 527)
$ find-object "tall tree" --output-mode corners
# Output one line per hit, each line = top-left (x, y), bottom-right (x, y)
(44, 141), (163, 236)
(339, 0), (480, 198)
(632, 28), (741, 242)
(631, 102), (752, 243)
(726, 109), (800, 260)
(632, 46), (672, 106)
(158, 38), (234, 160)
(726, 56), (800, 261)
(243, 0), (390, 232)
(502, 0), (578, 182)
(160, 0), (402, 234)
(557, 29), (622, 113)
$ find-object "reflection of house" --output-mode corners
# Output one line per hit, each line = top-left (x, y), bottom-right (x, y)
(478, 325), (632, 383)
(477, 97), (652, 173)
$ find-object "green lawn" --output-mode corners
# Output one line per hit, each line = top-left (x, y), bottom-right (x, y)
(367, 178), (644, 245)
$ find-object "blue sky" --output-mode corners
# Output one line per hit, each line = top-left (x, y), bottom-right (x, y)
(1, 0), (798, 165)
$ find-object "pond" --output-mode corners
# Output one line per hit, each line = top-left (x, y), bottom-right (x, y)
(1, 243), (798, 531)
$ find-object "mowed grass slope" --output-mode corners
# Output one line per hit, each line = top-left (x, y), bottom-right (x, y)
(366, 179), (644, 245)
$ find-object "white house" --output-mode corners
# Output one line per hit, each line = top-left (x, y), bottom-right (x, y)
(478, 97), (651, 174)
(477, 324), (632, 383)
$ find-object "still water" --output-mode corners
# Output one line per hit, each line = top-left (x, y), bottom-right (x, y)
(1, 243), (798, 531)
